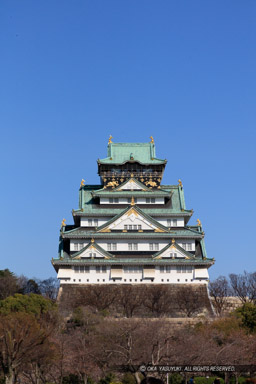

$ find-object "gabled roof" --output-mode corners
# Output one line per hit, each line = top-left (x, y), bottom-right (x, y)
(153, 241), (195, 260)
(115, 177), (150, 191)
(96, 204), (169, 233)
(71, 240), (114, 260)
(98, 142), (167, 165)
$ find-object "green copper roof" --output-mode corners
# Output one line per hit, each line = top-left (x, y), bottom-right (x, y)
(98, 142), (167, 165)
(91, 190), (171, 198)
(52, 257), (213, 266)
(61, 228), (203, 239)
(78, 184), (188, 214)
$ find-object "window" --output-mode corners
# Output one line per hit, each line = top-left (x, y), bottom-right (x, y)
(110, 198), (119, 203)
(128, 243), (138, 250)
(146, 198), (155, 204)
(125, 224), (141, 231)
(96, 266), (107, 273)
(176, 266), (193, 273)
(187, 243), (192, 251)
(138, 225), (142, 230)
(78, 243), (83, 251)
(89, 252), (96, 258)
(160, 266), (171, 273)
(94, 219), (98, 226)
(74, 266), (89, 273)
(170, 252), (177, 258)
(167, 219), (178, 227)
(181, 243), (193, 251)
(107, 243), (117, 251)
(88, 219), (92, 226)
(74, 243), (78, 251)
(160, 266), (165, 273)
(149, 243), (159, 251)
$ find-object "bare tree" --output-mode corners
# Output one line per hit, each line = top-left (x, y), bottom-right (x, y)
(0, 313), (55, 384)
(38, 278), (59, 300)
(209, 276), (230, 316)
(175, 286), (203, 317)
(118, 286), (143, 318)
(229, 271), (256, 303)
(142, 286), (171, 317)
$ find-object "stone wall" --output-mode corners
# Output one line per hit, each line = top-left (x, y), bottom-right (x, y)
(58, 283), (214, 318)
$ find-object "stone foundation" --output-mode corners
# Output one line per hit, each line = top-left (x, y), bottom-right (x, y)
(58, 283), (215, 318)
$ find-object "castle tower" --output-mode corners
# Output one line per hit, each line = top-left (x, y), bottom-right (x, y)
(52, 138), (214, 285)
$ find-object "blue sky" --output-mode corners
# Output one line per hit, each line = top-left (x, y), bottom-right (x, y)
(0, 1), (255, 280)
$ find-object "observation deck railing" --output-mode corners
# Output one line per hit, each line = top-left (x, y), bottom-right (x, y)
(100, 171), (163, 178)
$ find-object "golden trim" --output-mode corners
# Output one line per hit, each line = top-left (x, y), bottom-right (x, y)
(80, 179), (85, 188)
(108, 135), (113, 144)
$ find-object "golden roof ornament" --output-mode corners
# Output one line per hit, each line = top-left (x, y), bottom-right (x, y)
(61, 219), (66, 227)
(172, 238), (175, 244)
(108, 135), (113, 144)
(178, 179), (183, 187)
(197, 219), (202, 226)
(80, 179), (85, 188)
(91, 238), (95, 243)
(150, 136), (154, 144)
(130, 196), (135, 206)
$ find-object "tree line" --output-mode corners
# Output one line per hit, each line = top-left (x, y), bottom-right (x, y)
(0, 269), (256, 384)
(209, 271), (256, 316)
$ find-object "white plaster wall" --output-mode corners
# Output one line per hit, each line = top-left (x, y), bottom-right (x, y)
(194, 268), (209, 279)
(97, 239), (169, 252)
(80, 217), (110, 227)
(70, 240), (195, 253)
(154, 217), (184, 227)
(58, 266), (209, 285)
